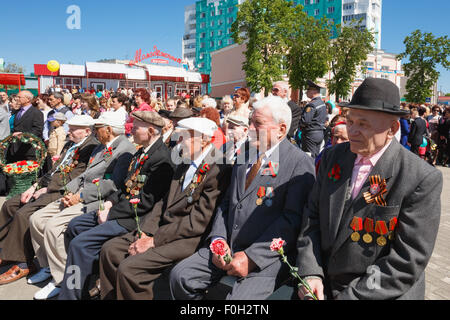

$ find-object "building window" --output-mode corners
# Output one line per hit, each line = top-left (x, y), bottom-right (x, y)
(218, 19), (223, 26)
(228, 39), (233, 45)
(227, 27), (232, 34)
(200, 12), (205, 18)
(381, 66), (390, 71)
(228, 7), (233, 14)
(200, 22), (205, 28)
(200, 42), (205, 48)
(314, 9), (319, 15)
(211, 11), (215, 17)
(227, 17), (233, 24)
(210, 31), (214, 37)
(218, 30), (223, 36)
(200, 53), (204, 60)
(327, 7), (335, 14)
(210, 41), (214, 47)
(343, 4), (353, 10)
(218, 40), (223, 46)
(210, 21), (214, 27)
(200, 32), (205, 38)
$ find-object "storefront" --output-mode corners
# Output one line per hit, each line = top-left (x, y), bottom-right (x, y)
(34, 61), (210, 100)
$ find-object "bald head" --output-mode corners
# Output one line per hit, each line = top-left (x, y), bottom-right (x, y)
(17, 90), (34, 107)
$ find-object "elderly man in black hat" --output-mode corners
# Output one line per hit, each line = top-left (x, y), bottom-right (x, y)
(296, 78), (442, 300)
(299, 80), (328, 158)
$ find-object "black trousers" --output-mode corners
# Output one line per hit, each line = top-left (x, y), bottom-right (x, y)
(301, 131), (324, 159)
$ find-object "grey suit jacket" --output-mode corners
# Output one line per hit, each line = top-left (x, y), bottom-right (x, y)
(66, 135), (136, 213)
(0, 108), (10, 140)
(296, 139), (443, 299)
(207, 138), (315, 276)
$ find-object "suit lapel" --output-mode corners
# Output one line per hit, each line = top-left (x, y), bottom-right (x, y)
(330, 140), (399, 257)
(327, 145), (357, 243)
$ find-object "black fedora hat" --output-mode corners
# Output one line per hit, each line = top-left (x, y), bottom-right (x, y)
(338, 77), (409, 116)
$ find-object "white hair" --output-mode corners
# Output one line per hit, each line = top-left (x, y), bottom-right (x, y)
(202, 98), (217, 109)
(273, 81), (289, 92)
(253, 96), (292, 132)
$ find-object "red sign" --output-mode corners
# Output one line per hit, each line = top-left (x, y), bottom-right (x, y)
(151, 59), (169, 64)
(129, 46), (182, 66)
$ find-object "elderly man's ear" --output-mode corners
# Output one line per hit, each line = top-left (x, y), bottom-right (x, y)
(388, 119), (400, 138)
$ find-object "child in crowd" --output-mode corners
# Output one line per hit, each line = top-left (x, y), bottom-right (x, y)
(48, 112), (67, 157)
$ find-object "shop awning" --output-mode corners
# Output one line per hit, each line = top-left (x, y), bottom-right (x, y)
(60, 64), (86, 77)
(0, 73), (25, 86)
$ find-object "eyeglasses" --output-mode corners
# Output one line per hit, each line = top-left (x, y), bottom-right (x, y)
(233, 94), (241, 98)
(271, 88), (279, 92)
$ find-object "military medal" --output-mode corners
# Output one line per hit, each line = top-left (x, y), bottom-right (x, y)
(265, 186), (274, 207)
(375, 220), (388, 247)
(350, 217), (363, 242)
(261, 162), (279, 177)
(388, 217), (398, 241)
(256, 186), (266, 206)
(186, 162), (210, 205)
(187, 196), (194, 204)
(363, 175), (388, 206)
(363, 218), (374, 243)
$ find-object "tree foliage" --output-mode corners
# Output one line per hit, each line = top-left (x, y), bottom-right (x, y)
(326, 20), (375, 101)
(3, 63), (25, 74)
(397, 30), (450, 103)
(232, 0), (297, 96)
(286, 13), (333, 99)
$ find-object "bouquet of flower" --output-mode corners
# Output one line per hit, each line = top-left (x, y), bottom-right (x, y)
(92, 178), (105, 210)
(270, 238), (318, 300)
(3, 160), (39, 175)
(210, 239), (232, 264)
(129, 198), (143, 238)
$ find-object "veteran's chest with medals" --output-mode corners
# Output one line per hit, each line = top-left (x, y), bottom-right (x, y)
(183, 162), (210, 204)
(124, 152), (149, 200)
(59, 147), (80, 177)
(349, 175), (398, 248)
(255, 161), (279, 208)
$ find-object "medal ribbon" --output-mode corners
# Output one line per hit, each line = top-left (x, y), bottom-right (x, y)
(363, 175), (387, 206)
(364, 218), (374, 233)
(389, 217), (398, 231)
(375, 220), (388, 236)
(257, 186), (266, 198)
(350, 217), (363, 232)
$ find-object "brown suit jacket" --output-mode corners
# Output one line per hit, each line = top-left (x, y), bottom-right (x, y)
(140, 148), (232, 261)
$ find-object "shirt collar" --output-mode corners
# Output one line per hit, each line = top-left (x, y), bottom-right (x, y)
(142, 138), (158, 154)
(355, 140), (392, 167)
(192, 144), (213, 169)
(260, 140), (282, 161)
(106, 136), (120, 149)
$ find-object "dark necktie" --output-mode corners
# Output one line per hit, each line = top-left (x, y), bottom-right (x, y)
(245, 155), (264, 191)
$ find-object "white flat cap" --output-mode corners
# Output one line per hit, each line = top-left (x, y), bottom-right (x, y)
(67, 114), (95, 127)
(226, 114), (249, 127)
(176, 117), (217, 137)
(94, 112), (125, 129)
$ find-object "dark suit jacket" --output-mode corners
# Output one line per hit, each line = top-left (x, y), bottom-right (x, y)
(7, 106), (44, 162)
(288, 100), (302, 139)
(208, 138), (315, 277)
(106, 137), (175, 231)
(296, 140), (443, 299)
(408, 117), (427, 146)
(140, 148), (232, 261)
(39, 134), (100, 193)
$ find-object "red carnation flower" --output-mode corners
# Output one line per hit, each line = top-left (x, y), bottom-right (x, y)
(129, 198), (141, 205)
(270, 238), (286, 253)
(92, 178), (100, 184)
(210, 239), (232, 264)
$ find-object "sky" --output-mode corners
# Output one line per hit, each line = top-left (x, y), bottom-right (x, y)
(1, 0), (449, 93)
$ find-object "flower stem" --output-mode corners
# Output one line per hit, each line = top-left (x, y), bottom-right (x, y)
(281, 253), (318, 300)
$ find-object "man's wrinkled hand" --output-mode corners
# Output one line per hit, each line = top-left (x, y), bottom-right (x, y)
(297, 278), (325, 300)
(128, 233), (154, 256)
(223, 251), (256, 278)
(32, 187), (48, 200)
(20, 186), (36, 204)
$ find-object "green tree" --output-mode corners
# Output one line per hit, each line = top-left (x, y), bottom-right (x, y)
(397, 30), (450, 104)
(326, 20), (375, 101)
(3, 62), (25, 74)
(231, 0), (297, 96)
(286, 12), (333, 100)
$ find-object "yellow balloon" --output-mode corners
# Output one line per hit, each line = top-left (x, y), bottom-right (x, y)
(47, 60), (60, 72)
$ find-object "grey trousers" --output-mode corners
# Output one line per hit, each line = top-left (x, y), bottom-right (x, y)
(169, 247), (279, 300)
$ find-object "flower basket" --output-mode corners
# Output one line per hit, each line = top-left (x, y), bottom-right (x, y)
(0, 133), (47, 199)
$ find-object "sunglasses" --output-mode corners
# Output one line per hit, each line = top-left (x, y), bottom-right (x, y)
(233, 94), (241, 98)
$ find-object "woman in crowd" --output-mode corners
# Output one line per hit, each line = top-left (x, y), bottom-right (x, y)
(99, 97), (109, 113)
(230, 88), (251, 120)
(219, 95), (233, 125)
(81, 94), (101, 119)
(200, 107), (226, 150)
(32, 94), (53, 123)
(7, 95), (20, 132)
(125, 88), (152, 136)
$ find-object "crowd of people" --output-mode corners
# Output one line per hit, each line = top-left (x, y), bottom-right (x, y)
(0, 76), (446, 300)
